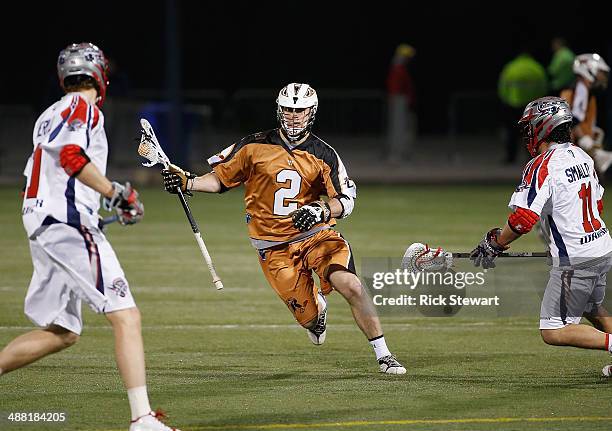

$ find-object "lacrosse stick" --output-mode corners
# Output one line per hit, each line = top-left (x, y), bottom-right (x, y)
(402, 243), (454, 272)
(402, 243), (547, 272)
(138, 118), (224, 290)
(452, 251), (548, 258)
(99, 214), (119, 229)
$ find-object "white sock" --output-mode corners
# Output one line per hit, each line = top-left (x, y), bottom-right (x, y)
(369, 335), (391, 360)
(606, 333), (612, 353)
(127, 386), (152, 420)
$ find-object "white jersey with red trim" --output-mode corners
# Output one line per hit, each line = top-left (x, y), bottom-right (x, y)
(509, 142), (612, 263)
(22, 93), (106, 237)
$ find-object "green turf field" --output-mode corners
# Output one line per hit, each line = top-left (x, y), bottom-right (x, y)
(1, 184), (611, 431)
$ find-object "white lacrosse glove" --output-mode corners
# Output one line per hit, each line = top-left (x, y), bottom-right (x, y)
(578, 135), (595, 151)
(593, 127), (605, 149)
(291, 201), (331, 232)
(402, 243), (454, 272)
(102, 181), (144, 225)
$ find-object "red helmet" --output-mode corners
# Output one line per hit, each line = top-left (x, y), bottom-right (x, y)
(57, 43), (109, 108)
(518, 97), (573, 157)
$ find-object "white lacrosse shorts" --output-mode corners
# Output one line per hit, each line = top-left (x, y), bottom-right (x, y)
(24, 221), (136, 335)
(539, 260), (609, 330)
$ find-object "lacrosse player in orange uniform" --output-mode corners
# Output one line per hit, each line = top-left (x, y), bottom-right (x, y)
(162, 83), (405, 374)
(560, 53), (612, 175)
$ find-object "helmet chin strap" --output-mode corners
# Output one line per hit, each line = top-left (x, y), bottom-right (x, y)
(281, 117), (309, 141)
(280, 127), (309, 144)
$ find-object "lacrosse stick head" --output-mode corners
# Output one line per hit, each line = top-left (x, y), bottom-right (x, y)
(402, 242), (454, 272)
(138, 118), (171, 168)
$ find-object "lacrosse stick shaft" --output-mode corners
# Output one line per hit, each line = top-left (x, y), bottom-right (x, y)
(453, 251), (548, 258)
(102, 214), (119, 226)
(176, 188), (224, 290)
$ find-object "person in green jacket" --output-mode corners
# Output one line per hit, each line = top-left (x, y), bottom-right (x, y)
(498, 51), (548, 163)
(548, 37), (575, 92)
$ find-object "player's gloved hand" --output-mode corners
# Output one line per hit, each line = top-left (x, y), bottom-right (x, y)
(291, 200), (331, 232)
(102, 181), (144, 225)
(469, 228), (508, 269)
(593, 127), (605, 149)
(578, 135), (595, 152)
(162, 163), (196, 196)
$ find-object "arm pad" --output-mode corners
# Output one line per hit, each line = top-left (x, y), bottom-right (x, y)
(337, 194), (355, 218)
(60, 144), (90, 177)
(508, 207), (540, 235)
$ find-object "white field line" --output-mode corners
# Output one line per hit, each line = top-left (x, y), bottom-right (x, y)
(0, 322), (535, 332)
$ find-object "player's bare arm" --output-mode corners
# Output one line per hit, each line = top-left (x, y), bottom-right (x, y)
(73, 161), (114, 197)
(327, 197), (344, 218)
(68, 151), (144, 226)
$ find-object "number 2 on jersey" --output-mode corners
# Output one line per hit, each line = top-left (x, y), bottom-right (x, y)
(273, 169), (302, 215)
(578, 181), (602, 232)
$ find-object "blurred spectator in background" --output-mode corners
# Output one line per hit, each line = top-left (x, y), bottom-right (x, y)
(560, 53), (612, 176)
(548, 37), (575, 93)
(498, 50), (548, 164)
(386, 43), (416, 163)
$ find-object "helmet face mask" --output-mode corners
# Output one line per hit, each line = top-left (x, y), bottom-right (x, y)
(518, 121), (535, 156)
(57, 42), (109, 108)
(276, 83), (318, 141)
(518, 97), (573, 157)
(592, 70), (609, 91)
(279, 106), (313, 139)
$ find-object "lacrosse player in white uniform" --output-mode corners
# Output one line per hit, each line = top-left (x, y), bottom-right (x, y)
(470, 96), (612, 376)
(0, 43), (179, 431)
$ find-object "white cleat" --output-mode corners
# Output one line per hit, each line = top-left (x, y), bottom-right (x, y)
(602, 364), (612, 377)
(306, 292), (327, 345)
(129, 410), (180, 431)
(378, 354), (407, 375)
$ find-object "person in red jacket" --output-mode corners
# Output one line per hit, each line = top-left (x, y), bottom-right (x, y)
(386, 44), (416, 162)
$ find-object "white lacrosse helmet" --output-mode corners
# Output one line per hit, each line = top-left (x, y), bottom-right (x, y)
(276, 83), (318, 141)
(573, 53), (610, 83)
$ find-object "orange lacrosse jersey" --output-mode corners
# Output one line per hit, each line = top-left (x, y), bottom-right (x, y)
(560, 82), (597, 136)
(207, 129), (355, 243)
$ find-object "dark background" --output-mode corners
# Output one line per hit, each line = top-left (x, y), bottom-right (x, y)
(2, 2), (611, 133)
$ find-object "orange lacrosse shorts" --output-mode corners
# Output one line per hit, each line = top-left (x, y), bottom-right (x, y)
(258, 229), (356, 326)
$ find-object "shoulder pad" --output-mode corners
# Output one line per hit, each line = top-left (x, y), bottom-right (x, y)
(237, 130), (272, 146)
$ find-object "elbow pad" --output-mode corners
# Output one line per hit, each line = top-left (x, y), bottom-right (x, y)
(508, 207), (540, 234)
(60, 144), (90, 177)
(337, 194), (355, 218)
